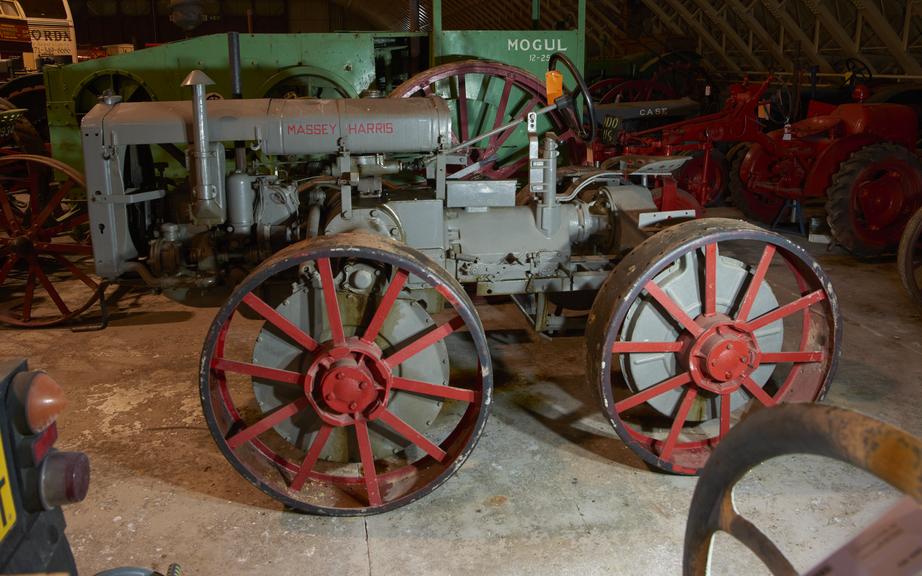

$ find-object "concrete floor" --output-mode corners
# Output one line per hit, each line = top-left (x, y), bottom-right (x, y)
(6, 215), (921, 576)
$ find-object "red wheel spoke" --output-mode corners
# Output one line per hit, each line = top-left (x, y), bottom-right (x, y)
(21, 261), (36, 322)
(0, 254), (17, 286)
(289, 425), (333, 491)
(385, 314), (466, 369)
(485, 78), (514, 153)
(378, 409), (447, 462)
(644, 280), (704, 337)
(51, 254), (98, 290)
(741, 376), (776, 407)
(391, 376), (478, 403)
(612, 341), (684, 354)
(33, 242), (93, 255)
(493, 156), (530, 179)
(615, 372), (692, 413)
(33, 264), (70, 316)
(354, 418), (382, 506)
(0, 191), (20, 232)
(30, 180), (73, 231)
(226, 398), (310, 449)
(660, 388), (698, 461)
(317, 258), (345, 345)
(212, 357), (302, 386)
(242, 292), (318, 352)
(736, 245), (776, 322)
(719, 394), (731, 440)
(759, 351), (824, 363)
(457, 75), (469, 143)
(744, 289), (826, 332)
(362, 268), (409, 343)
(491, 98), (539, 152)
(704, 243), (717, 315)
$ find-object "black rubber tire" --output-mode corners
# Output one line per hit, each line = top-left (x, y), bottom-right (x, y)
(727, 143), (785, 223)
(825, 142), (922, 258)
(898, 206), (922, 308)
(0, 96), (46, 155)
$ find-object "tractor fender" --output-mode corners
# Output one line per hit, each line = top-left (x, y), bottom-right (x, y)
(802, 133), (882, 198)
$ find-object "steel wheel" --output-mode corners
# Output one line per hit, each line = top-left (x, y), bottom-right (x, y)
(390, 60), (577, 180)
(200, 232), (492, 515)
(586, 218), (841, 474)
(826, 142), (922, 258)
(684, 404), (922, 576)
(0, 154), (97, 327)
(898, 206), (922, 307)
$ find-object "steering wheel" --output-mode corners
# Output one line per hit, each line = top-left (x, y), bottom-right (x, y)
(548, 52), (596, 142)
(840, 57), (873, 87)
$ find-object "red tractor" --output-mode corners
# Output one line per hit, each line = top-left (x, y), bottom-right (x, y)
(596, 78), (922, 258)
(734, 99), (922, 257)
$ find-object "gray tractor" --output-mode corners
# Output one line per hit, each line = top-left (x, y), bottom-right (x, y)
(76, 55), (840, 514)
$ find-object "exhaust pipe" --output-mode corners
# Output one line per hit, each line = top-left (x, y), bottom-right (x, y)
(181, 70), (224, 225)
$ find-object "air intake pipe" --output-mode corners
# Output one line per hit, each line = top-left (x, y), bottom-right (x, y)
(182, 70), (224, 225)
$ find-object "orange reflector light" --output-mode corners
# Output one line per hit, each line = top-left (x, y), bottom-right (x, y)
(12, 371), (68, 434)
(545, 70), (563, 105)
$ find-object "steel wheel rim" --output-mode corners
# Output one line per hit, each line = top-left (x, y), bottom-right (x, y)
(390, 60), (576, 180)
(200, 233), (492, 515)
(0, 154), (98, 327)
(587, 219), (841, 474)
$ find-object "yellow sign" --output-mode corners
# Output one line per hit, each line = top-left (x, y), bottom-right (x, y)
(0, 432), (17, 542)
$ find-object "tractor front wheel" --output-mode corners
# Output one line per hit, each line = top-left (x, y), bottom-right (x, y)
(728, 144), (785, 224)
(826, 142), (922, 258)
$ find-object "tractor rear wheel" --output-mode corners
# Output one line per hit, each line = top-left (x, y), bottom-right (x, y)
(200, 232), (492, 515)
(826, 142), (922, 258)
(586, 218), (841, 474)
(728, 144), (785, 224)
(898, 206), (922, 307)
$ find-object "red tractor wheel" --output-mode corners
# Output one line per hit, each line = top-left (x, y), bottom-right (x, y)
(676, 150), (728, 207)
(728, 144), (786, 224)
(586, 219), (841, 474)
(200, 232), (491, 515)
(390, 60), (578, 180)
(0, 154), (98, 327)
(826, 142), (922, 258)
(898, 206), (922, 307)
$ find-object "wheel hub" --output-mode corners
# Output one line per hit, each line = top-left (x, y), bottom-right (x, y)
(857, 171), (905, 229)
(683, 315), (760, 395)
(305, 338), (393, 426)
(11, 235), (33, 258)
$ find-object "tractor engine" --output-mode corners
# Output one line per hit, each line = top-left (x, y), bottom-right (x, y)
(82, 70), (653, 307)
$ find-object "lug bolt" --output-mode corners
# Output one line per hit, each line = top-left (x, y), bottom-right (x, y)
(359, 381), (368, 390)
(349, 402), (358, 411)
(725, 343), (732, 350)
(325, 393), (334, 401)
(724, 371), (732, 379)
(739, 356), (747, 363)
(336, 372), (344, 380)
